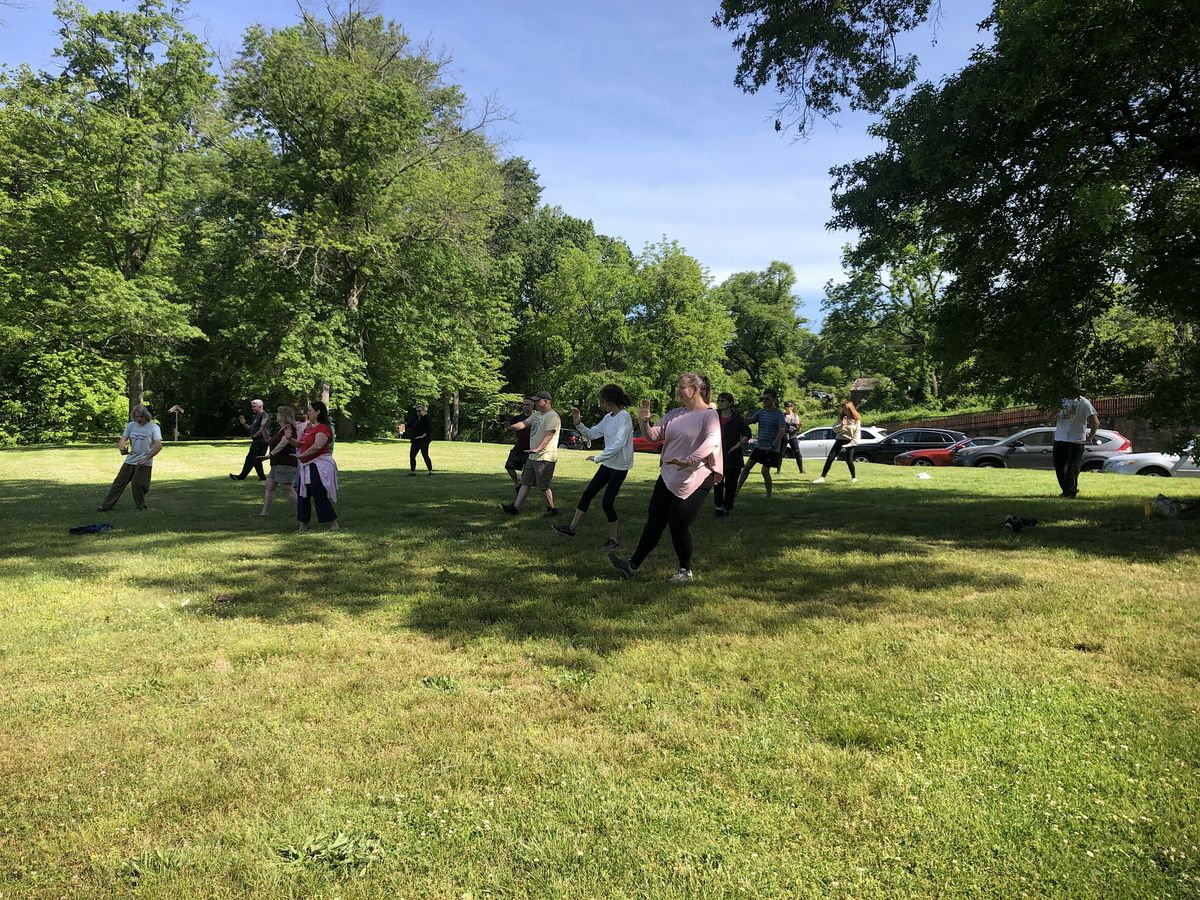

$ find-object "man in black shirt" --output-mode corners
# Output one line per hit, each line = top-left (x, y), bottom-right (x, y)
(230, 398), (269, 481)
(504, 397), (535, 487)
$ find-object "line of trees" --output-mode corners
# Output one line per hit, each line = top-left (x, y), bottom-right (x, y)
(2, 1), (1192, 446)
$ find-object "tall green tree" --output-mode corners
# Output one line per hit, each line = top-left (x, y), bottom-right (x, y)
(0, 0), (215, 434)
(830, 0), (1199, 414)
(821, 226), (948, 404)
(224, 3), (509, 415)
(717, 261), (811, 392)
(632, 240), (732, 395)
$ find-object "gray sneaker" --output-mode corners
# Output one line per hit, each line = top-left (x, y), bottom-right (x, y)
(608, 552), (638, 579)
(667, 568), (694, 584)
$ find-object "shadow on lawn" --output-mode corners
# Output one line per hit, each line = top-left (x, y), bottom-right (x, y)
(1, 466), (1196, 651)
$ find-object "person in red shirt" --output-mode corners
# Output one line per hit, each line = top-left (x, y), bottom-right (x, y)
(294, 400), (339, 531)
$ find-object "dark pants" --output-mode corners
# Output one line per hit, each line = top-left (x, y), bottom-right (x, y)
(821, 438), (856, 479)
(1052, 441), (1084, 496)
(715, 455), (742, 510)
(236, 441), (267, 480)
(100, 463), (152, 510)
(298, 463), (337, 524)
(631, 477), (711, 571)
(576, 466), (628, 522)
(410, 438), (432, 472)
(784, 437), (804, 472)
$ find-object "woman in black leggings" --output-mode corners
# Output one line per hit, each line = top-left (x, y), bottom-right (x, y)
(608, 372), (724, 584)
(399, 402), (433, 475)
(713, 392), (750, 518)
(553, 384), (635, 550)
(814, 401), (861, 483)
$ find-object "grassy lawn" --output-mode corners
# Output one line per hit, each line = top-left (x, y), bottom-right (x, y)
(1, 439), (1198, 898)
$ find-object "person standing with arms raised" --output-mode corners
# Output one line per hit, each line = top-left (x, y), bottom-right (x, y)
(736, 388), (788, 499)
(609, 372), (723, 584)
(230, 399), (270, 481)
(813, 401), (862, 483)
(553, 383), (635, 549)
(398, 402), (434, 476)
(500, 390), (560, 517)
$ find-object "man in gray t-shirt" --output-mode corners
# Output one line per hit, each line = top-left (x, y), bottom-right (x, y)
(98, 405), (163, 511)
(1052, 390), (1099, 499)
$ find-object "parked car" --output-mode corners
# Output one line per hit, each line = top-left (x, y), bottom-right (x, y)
(895, 436), (1003, 467)
(774, 425), (888, 461)
(853, 428), (969, 464)
(1101, 442), (1199, 477)
(558, 427), (591, 450)
(632, 436), (663, 454)
(953, 427), (1131, 470)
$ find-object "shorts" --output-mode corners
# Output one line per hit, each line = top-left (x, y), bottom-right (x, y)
(749, 448), (781, 467)
(270, 465), (297, 484)
(505, 448), (527, 472)
(520, 459), (556, 491)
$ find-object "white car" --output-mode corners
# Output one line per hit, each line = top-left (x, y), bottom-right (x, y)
(1101, 442), (1199, 477)
(784, 425), (888, 460)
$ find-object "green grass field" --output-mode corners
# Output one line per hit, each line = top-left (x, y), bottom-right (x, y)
(1, 439), (1198, 898)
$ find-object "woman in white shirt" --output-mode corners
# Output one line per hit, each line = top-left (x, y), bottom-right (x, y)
(553, 384), (634, 550)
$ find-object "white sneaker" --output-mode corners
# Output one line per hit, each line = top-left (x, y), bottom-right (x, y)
(667, 568), (694, 584)
(812, 477), (825, 483)
(851, 477), (858, 483)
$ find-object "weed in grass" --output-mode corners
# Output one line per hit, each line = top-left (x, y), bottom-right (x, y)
(116, 848), (183, 885)
(274, 830), (386, 876)
(421, 675), (458, 692)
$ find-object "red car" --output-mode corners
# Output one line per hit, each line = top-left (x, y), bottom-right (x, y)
(632, 436), (663, 454)
(894, 436), (1003, 467)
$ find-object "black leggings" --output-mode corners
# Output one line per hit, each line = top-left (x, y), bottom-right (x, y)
(785, 437), (804, 472)
(714, 456), (742, 510)
(576, 465), (628, 522)
(821, 438), (856, 478)
(410, 438), (432, 472)
(631, 477), (711, 571)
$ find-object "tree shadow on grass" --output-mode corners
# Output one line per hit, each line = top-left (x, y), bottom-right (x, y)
(1, 467), (1195, 651)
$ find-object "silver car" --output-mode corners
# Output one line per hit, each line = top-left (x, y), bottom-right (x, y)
(953, 427), (1132, 471)
(1101, 442), (1199, 477)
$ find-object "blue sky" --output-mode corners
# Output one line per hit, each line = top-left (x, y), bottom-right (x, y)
(0, 0), (993, 325)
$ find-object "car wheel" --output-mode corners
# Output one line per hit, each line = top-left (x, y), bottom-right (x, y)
(1137, 466), (1171, 477)
(853, 454), (871, 463)
(975, 458), (1004, 468)
(912, 459), (934, 467)
(1080, 460), (1104, 473)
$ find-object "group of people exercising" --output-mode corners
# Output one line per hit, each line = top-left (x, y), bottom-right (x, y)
(97, 375), (863, 579)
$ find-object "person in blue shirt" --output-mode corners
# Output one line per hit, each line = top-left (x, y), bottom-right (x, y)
(97, 404), (162, 511)
(736, 388), (788, 499)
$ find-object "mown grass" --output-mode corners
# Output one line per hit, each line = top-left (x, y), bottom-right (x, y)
(1, 439), (1197, 898)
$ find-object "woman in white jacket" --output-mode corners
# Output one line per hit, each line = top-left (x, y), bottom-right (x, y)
(813, 400), (861, 483)
(553, 384), (634, 549)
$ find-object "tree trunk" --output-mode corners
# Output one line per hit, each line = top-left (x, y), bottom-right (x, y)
(317, 380), (331, 406)
(443, 389), (460, 441)
(127, 361), (144, 418)
(929, 367), (940, 400)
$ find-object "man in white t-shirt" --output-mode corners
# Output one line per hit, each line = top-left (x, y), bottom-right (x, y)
(1052, 388), (1099, 498)
(98, 404), (163, 511)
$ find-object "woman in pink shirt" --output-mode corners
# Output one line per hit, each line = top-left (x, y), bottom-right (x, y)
(609, 372), (723, 584)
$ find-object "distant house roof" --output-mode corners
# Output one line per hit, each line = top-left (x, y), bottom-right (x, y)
(851, 378), (877, 392)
